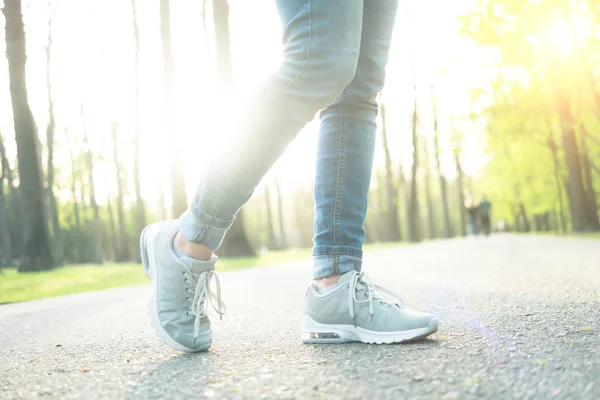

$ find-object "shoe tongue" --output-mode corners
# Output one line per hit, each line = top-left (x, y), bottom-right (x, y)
(180, 256), (217, 275)
(337, 270), (358, 285)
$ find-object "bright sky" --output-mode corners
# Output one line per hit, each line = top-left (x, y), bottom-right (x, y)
(0, 0), (494, 212)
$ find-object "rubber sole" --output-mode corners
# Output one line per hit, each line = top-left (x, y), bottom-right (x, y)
(301, 315), (438, 344)
(140, 223), (210, 353)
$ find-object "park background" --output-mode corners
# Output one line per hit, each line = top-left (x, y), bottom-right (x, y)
(1, 0), (599, 303)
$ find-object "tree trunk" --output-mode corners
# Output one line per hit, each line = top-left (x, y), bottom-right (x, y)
(578, 124), (599, 231)
(454, 148), (467, 237)
(264, 183), (277, 250)
(131, 0), (145, 261)
(0, 152), (12, 263)
(67, 134), (83, 264)
(545, 121), (567, 233)
(433, 95), (452, 237)
(407, 73), (421, 242)
(518, 202), (531, 232)
(105, 176), (118, 262)
(45, 18), (62, 265)
(423, 138), (436, 239)
(4, 0), (54, 271)
(112, 123), (130, 261)
(557, 98), (594, 231)
(160, 0), (188, 217)
(81, 106), (102, 264)
(274, 178), (287, 249)
(380, 103), (401, 241)
(0, 134), (19, 261)
(217, 209), (254, 257)
(211, 0), (255, 256)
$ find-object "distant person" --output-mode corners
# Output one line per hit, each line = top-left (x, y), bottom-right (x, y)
(465, 199), (479, 236)
(139, 0), (437, 352)
(479, 196), (492, 236)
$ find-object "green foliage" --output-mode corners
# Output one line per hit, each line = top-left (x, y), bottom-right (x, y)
(463, 0), (600, 230)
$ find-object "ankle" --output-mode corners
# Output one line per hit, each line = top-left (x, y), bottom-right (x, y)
(174, 232), (214, 261)
(313, 274), (342, 291)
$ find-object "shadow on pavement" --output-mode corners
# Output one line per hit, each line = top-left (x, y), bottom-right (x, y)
(125, 351), (215, 399)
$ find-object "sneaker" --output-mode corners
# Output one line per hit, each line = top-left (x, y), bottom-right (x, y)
(302, 270), (437, 343)
(140, 221), (226, 352)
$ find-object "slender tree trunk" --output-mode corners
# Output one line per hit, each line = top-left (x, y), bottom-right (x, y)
(407, 73), (421, 242)
(212, 0), (255, 256)
(432, 96), (452, 237)
(380, 103), (401, 241)
(557, 98), (594, 231)
(45, 18), (62, 265)
(274, 178), (287, 249)
(0, 151), (12, 263)
(112, 123), (130, 261)
(264, 183), (277, 250)
(423, 139), (436, 239)
(545, 120), (567, 233)
(160, 0), (188, 217)
(454, 147), (467, 237)
(131, 0), (145, 261)
(81, 106), (102, 264)
(105, 175), (118, 262)
(67, 135), (83, 264)
(4, 0), (54, 271)
(376, 170), (390, 241)
(578, 124), (599, 230)
(0, 134), (19, 260)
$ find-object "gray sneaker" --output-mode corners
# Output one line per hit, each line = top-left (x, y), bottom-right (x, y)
(302, 270), (437, 344)
(140, 221), (226, 352)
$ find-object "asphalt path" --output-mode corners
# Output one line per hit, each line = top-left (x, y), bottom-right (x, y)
(1, 235), (598, 399)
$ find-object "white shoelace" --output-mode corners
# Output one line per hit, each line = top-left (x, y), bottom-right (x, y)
(348, 271), (403, 320)
(183, 269), (226, 337)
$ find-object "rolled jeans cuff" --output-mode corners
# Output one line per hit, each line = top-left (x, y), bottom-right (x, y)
(178, 204), (234, 250)
(312, 245), (363, 279)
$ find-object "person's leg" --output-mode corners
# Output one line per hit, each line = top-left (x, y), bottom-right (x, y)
(303, 0), (439, 344)
(312, 0), (398, 283)
(177, 0), (365, 254)
(142, 0), (365, 352)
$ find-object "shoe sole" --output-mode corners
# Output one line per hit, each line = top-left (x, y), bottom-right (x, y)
(140, 223), (210, 353)
(301, 315), (438, 344)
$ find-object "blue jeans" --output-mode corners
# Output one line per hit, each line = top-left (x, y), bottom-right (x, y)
(179, 0), (399, 279)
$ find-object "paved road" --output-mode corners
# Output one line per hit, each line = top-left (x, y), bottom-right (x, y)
(1, 235), (599, 400)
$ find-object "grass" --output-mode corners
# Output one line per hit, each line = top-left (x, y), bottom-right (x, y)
(0, 241), (408, 305)
(0, 263), (147, 305)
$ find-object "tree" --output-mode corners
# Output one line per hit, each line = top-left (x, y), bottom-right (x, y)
(211, 0), (255, 257)
(432, 92), (453, 237)
(264, 183), (277, 250)
(45, 15), (62, 265)
(453, 131), (467, 237)
(111, 123), (130, 261)
(423, 137), (436, 239)
(131, 0), (145, 260)
(461, 0), (600, 232)
(0, 133), (21, 256)
(160, 0), (188, 217)
(407, 70), (422, 242)
(380, 102), (401, 241)
(81, 105), (102, 264)
(0, 133), (12, 264)
(4, 0), (54, 271)
(66, 129), (83, 264)
(274, 178), (287, 249)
